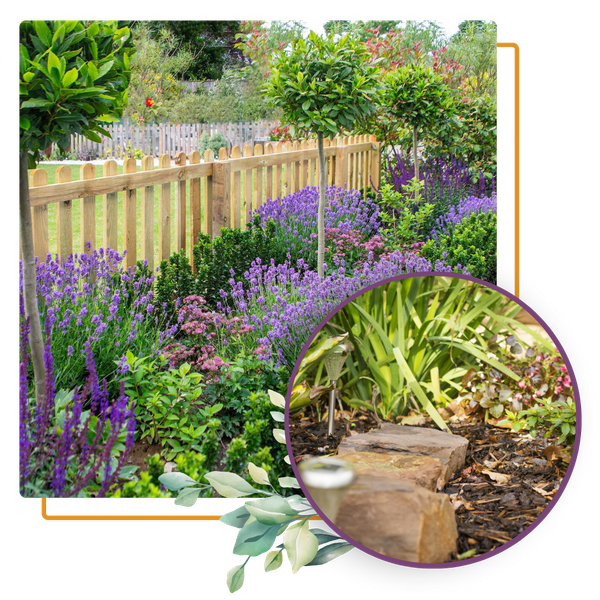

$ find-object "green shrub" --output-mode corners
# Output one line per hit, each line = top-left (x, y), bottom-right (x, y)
(221, 391), (289, 496)
(156, 250), (195, 318)
(199, 132), (228, 157)
(122, 353), (223, 461)
(422, 210), (497, 283)
(202, 351), (286, 438)
(192, 219), (285, 308)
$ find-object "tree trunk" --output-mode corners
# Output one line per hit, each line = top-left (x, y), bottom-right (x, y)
(413, 124), (419, 183)
(19, 152), (46, 404)
(317, 132), (327, 278)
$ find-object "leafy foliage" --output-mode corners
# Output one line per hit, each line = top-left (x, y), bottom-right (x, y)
(422, 210), (497, 283)
(159, 390), (353, 592)
(264, 32), (379, 138)
(19, 20), (134, 165)
(198, 131), (228, 156)
(122, 353), (223, 461)
(296, 278), (521, 424)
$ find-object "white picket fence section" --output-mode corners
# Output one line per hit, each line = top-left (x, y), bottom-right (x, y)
(70, 120), (279, 158)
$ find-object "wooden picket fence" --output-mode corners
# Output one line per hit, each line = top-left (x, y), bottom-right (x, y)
(69, 120), (278, 158)
(28, 135), (381, 271)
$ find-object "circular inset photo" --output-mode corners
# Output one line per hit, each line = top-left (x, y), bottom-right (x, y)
(285, 274), (579, 567)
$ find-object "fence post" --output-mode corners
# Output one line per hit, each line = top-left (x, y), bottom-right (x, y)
(212, 147), (231, 236)
(189, 150), (202, 259)
(253, 144), (263, 209)
(159, 154), (171, 263)
(334, 139), (348, 189)
(175, 152), (187, 254)
(103, 160), (118, 251)
(80, 163), (96, 253)
(243, 145), (253, 217)
(203, 149), (214, 240)
(231, 146), (242, 229)
(370, 134), (381, 190)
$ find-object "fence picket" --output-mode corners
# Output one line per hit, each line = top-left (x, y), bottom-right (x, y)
(265, 143), (274, 204)
(102, 160), (118, 251)
(80, 163), (96, 253)
(55, 166), (73, 261)
(141, 156), (155, 271)
(30, 169), (48, 260)
(189, 150), (202, 259)
(175, 152), (187, 254)
(203, 149), (214, 240)
(123, 157), (137, 268)
(254, 144), (263, 209)
(159, 154), (171, 262)
(274, 142), (283, 199)
(231, 146), (242, 228)
(243, 145), (253, 216)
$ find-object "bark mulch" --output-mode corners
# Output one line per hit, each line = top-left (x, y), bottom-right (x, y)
(289, 408), (571, 561)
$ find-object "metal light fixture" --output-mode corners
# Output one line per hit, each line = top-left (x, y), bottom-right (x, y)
(323, 341), (353, 438)
(299, 457), (356, 523)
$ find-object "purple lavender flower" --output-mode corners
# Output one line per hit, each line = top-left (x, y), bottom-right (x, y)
(19, 320), (135, 498)
(430, 194), (497, 240)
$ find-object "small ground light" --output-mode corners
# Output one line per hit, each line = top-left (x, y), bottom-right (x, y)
(299, 457), (356, 522)
(323, 342), (353, 438)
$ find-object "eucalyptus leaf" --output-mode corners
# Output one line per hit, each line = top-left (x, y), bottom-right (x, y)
(283, 520), (319, 574)
(233, 520), (280, 557)
(264, 550), (283, 572)
(204, 472), (258, 498)
(174, 487), (202, 507)
(245, 496), (297, 525)
(306, 541), (354, 565)
(226, 564), (245, 593)
(158, 472), (199, 491)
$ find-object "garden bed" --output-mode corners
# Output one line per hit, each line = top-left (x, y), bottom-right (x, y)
(288, 409), (569, 561)
(20, 152), (499, 499)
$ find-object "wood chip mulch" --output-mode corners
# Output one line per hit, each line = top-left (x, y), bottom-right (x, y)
(289, 408), (571, 561)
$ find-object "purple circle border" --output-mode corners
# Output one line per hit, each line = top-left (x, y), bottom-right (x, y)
(284, 272), (581, 569)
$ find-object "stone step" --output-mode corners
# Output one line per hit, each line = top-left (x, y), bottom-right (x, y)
(321, 424), (471, 563)
(338, 423), (469, 488)
(334, 474), (458, 563)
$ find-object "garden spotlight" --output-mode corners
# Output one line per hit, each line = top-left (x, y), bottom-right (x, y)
(323, 341), (353, 438)
(299, 457), (356, 522)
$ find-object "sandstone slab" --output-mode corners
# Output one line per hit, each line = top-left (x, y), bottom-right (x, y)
(339, 452), (443, 492)
(337, 424), (468, 488)
(334, 475), (457, 563)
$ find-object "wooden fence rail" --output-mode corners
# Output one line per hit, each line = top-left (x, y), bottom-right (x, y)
(28, 135), (381, 271)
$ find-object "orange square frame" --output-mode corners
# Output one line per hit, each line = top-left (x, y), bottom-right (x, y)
(41, 42), (520, 521)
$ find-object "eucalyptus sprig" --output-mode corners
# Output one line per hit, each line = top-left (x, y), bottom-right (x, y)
(159, 389), (354, 592)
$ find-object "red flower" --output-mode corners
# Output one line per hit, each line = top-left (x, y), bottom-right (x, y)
(146, 97), (155, 107)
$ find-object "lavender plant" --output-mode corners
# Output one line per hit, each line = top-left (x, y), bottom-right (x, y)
(24, 247), (175, 394)
(20, 308), (136, 498)
(219, 251), (458, 371)
(250, 186), (381, 270)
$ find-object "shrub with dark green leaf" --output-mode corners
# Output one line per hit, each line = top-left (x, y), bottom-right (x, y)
(193, 219), (285, 307)
(422, 210), (497, 283)
(201, 351), (286, 438)
(199, 131), (228, 156)
(155, 250), (195, 319)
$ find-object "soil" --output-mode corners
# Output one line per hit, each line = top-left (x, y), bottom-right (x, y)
(289, 407), (570, 561)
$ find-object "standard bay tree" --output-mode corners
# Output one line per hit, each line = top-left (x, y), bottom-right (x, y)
(19, 20), (134, 403)
(264, 32), (379, 277)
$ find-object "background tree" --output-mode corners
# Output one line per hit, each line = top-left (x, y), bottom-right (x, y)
(19, 20), (134, 402)
(383, 65), (455, 182)
(264, 32), (379, 277)
(124, 23), (195, 123)
(151, 21), (245, 80)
